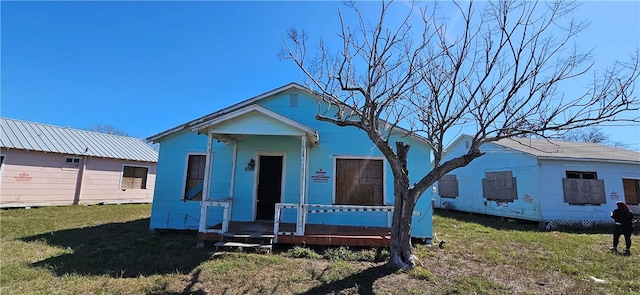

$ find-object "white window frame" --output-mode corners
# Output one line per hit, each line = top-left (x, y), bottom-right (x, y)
(64, 156), (81, 168)
(332, 155), (387, 206)
(120, 164), (150, 190)
(182, 152), (207, 201)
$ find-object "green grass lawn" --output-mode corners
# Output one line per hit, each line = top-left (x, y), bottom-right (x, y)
(1, 204), (638, 294)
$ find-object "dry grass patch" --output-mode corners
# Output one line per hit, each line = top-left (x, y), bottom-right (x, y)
(1, 205), (639, 294)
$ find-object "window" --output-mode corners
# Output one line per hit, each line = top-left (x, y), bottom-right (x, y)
(184, 154), (206, 201)
(335, 158), (384, 206)
(121, 166), (148, 189)
(622, 179), (640, 205)
(482, 171), (518, 201)
(562, 170), (605, 205)
(438, 174), (459, 198)
(64, 157), (81, 168)
(566, 171), (597, 179)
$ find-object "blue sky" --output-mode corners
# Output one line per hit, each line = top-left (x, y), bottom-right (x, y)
(2, 1), (639, 149)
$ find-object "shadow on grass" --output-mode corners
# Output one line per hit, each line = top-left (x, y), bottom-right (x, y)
(435, 209), (632, 235)
(297, 264), (396, 295)
(435, 209), (543, 231)
(21, 218), (212, 278)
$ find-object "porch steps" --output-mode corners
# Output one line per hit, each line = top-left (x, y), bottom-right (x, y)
(214, 232), (275, 253)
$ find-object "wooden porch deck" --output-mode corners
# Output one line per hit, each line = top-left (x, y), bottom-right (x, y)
(197, 221), (391, 247)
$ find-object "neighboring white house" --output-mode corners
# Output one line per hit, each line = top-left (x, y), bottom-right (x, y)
(0, 118), (158, 208)
(434, 135), (640, 228)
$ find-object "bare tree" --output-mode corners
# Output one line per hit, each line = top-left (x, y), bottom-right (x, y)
(281, 0), (639, 269)
(559, 127), (626, 147)
(88, 124), (129, 136)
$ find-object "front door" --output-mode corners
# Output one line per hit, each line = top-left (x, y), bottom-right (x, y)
(256, 155), (283, 220)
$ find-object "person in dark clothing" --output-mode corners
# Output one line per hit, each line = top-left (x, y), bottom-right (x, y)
(610, 201), (634, 255)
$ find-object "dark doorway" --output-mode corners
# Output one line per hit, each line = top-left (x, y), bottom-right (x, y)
(256, 155), (283, 220)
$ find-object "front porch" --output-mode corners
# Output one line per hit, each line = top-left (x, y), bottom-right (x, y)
(197, 220), (392, 247)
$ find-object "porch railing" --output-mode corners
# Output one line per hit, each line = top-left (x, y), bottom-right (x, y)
(200, 197), (232, 234)
(274, 203), (394, 242)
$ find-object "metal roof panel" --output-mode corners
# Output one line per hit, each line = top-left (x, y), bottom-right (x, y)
(0, 118), (158, 162)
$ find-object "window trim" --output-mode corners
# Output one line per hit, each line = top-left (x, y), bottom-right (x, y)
(332, 155), (387, 206)
(120, 164), (150, 190)
(622, 178), (640, 205)
(64, 156), (81, 168)
(182, 152), (207, 201)
(0, 153), (5, 177)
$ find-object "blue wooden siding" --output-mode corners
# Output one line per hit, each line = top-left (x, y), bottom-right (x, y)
(211, 112), (305, 136)
(435, 140), (544, 221)
(538, 159), (640, 222)
(150, 88), (433, 238)
(435, 136), (640, 223)
(149, 131), (207, 230)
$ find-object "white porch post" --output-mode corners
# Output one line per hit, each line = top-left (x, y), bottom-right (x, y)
(296, 135), (307, 235)
(198, 132), (214, 233)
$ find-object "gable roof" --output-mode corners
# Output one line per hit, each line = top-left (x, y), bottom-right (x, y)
(493, 137), (640, 164)
(148, 82), (312, 143)
(1, 117), (158, 162)
(190, 104), (319, 144)
(148, 82), (432, 148)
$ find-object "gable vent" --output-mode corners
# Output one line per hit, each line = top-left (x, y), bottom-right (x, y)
(289, 93), (299, 107)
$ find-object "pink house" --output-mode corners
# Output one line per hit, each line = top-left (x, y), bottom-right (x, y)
(0, 118), (158, 208)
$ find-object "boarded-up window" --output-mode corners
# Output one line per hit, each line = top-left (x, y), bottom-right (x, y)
(562, 178), (605, 205)
(623, 179), (640, 205)
(122, 166), (148, 189)
(184, 155), (206, 201)
(438, 174), (459, 198)
(482, 171), (518, 201)
(335, 159), (383, 206)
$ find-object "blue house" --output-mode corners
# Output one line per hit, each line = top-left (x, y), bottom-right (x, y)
(147, 83), (434, 246)
(434, 135), (640, 228)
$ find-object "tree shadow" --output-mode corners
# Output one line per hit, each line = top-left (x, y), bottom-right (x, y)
(149, 268), (209, 295)
(435, 209), (631, 235)
(21, 218), (213, 278)
(296, 264), (396, 295)
(435, 209), (544, 231)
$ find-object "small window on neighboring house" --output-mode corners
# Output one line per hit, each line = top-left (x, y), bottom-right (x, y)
(64, 157), (81, 167)
(438, 174), (459, 198)
(335, 158), (384, 206)
(184, 154), (206, 201)
(121, 166), (148, 189)
(622, 179), (640, 205)
(562, 171), (605, 205)
(482, 171), (518, 201)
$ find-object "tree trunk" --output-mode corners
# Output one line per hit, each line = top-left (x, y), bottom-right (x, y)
(388, 180), (417, 269)
(388, 142), (417, 270)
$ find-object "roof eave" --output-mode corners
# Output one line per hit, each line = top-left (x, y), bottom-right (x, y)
(537, 156), (640, 165)
(147, 82), (312, 143)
